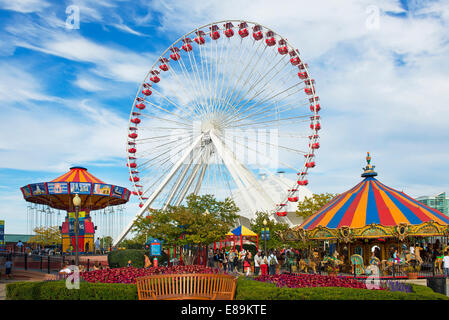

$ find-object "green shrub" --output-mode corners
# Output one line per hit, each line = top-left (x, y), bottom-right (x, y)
(6, 281), (138, 300)
(235, 278), (449, 300)
(107, 249), (168, 268)
(8, 277), (447, 300)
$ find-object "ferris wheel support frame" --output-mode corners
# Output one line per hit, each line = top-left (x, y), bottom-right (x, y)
(209, 130), (278, 217)
(113, 134), (204, 246)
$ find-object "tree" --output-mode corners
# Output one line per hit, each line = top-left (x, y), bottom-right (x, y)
(132, 194), (239, 248)
(250, 212), (321, 251)
(296, 193), (337, 219)
(120, 238), (142, 249)
(28, 226), (61, 246)
(100, 236), (113, 249)
(249, 212), (291, 250)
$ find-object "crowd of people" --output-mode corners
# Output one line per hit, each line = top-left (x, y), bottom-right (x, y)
(208, 248), (284, 276)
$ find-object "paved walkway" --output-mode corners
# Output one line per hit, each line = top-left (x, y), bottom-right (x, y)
(0, 270), (48, 300)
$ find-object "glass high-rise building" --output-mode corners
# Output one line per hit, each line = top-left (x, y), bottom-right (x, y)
(416, 192), (449, 216)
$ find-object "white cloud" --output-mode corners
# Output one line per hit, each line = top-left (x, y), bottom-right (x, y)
(12, 34), (151, 82)
(0, 0), (50, 13)
(0, 62), (59, 103)
(74, 74), (105, 92)
(112, 23), (147, 36)
(0, 64), (128, 173)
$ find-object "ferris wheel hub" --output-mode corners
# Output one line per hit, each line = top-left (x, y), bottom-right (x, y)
(201, 117), (223, 134)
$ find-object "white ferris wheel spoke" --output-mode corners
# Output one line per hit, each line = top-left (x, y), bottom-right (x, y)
(114, 134), (204, 246)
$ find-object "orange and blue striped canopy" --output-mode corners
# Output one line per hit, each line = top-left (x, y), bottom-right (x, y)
(51, 167), (104, 184)
(300, 177), (449, 230)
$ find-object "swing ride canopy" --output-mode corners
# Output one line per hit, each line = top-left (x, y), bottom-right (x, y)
(20, 167), (131, 212)
(288, 153), (449, 242)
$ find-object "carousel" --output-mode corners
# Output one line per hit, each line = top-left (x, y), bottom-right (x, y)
(279, 153), (449, 276)
(20, 167), (131, 253)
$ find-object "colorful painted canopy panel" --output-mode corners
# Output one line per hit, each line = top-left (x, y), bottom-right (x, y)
(20, 167), (130, 211)
(300, 177), (449, 230)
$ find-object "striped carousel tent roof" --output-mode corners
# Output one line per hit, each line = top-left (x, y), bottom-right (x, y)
(51, 167), (104, 184)
(299, 153), (449, 231)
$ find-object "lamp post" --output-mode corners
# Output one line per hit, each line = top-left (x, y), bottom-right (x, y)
(72, 194), (81, 266)
(263, 218), (268, 257)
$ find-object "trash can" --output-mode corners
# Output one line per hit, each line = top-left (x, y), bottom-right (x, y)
(427, 277), (447, 295)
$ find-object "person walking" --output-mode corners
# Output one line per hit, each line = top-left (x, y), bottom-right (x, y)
(228, 250), (236, 272)
(5, 259), (12, 279)
(208, 248), (215, 267)
(213, 250), (220, 268)
(222, 251), (228, 272)
(254, 251), (261, 276)
(260, 253), (268, 276)
(244, 253), (252, 277)
(144, 254), (152, 269)
(268, 251), (278, 275)
(239, 248), (247, 272)
(233, 250), (239, 272)
(443, 251), (449, 279)
(218, 249), (224, 270)
(16, 240), (24, 253)
(95, 238), (101, 255)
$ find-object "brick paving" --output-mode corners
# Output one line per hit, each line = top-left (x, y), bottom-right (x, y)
(0, 269), (48, 300)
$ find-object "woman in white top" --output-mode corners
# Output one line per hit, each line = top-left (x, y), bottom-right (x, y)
(254, 252), (261, 276)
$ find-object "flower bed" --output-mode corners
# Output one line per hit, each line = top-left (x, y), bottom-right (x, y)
(236, 277), (449, 300)
(80, 265), (224, 284)
(254, 273), (383, 290)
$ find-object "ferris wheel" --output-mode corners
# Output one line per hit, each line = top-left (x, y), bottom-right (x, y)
(114, 20), (321, 246)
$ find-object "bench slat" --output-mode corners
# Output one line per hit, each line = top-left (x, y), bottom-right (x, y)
(136, 273), (237, 300)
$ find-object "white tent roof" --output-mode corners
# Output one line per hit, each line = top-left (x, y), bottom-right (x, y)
(231, 173), (313, 226)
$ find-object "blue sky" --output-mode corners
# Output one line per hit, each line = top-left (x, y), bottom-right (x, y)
(1, 0), (449, 235)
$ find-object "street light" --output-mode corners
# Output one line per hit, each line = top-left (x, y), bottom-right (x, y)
(72, 194), (81, 266)
(263, 218), (268, 257)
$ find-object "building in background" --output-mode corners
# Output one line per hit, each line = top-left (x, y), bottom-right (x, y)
(3, 234), (34, 252)
(416, 192), (449, 216)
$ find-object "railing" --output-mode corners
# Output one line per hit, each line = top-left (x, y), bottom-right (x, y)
(0, 251), (97, 273)
(276, 260), (445, 280)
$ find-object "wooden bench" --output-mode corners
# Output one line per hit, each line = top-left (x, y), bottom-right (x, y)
(136, 273), (237, 300)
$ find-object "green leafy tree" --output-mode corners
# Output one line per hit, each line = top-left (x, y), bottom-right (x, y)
(100, 236), (113, 249)
(28, 226), (61, 246)
(132, 194), (239, 247)
(296, 193), (337, 219)
(250, 212), (318, 251)
(249, 212), (290, 251)
(120, 239), (143, 249)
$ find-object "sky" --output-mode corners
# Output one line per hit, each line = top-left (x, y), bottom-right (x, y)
(0, 0), (449, 235)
